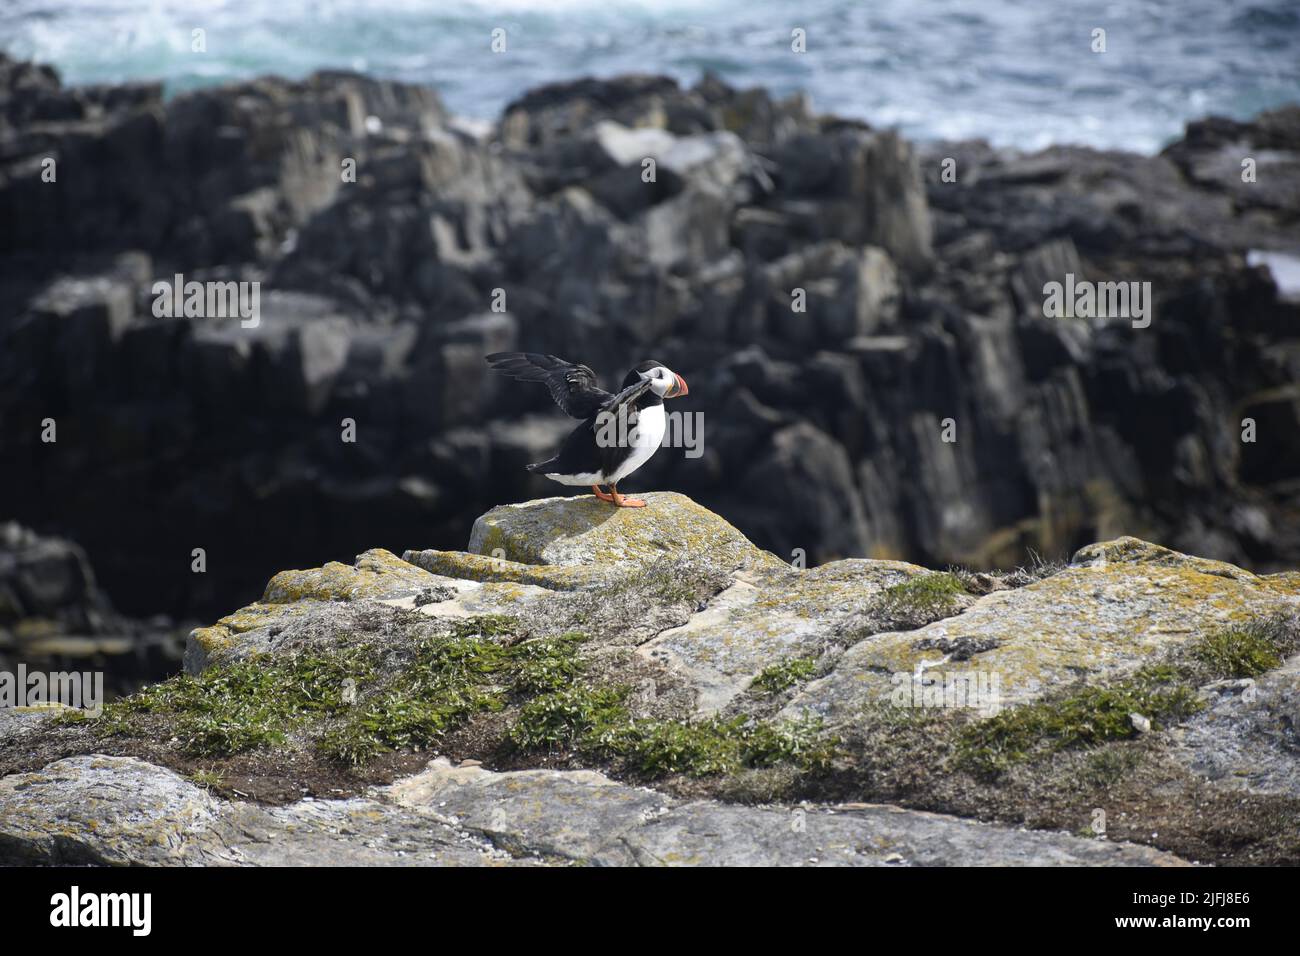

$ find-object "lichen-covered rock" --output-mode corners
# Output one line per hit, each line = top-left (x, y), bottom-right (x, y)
(385, 759), (667, 860)
(1165, 654), (1300, 797)
(0, 755), (229, 865)
(261, 548), (441, 604)
(467, 492), (785, 575)
(11, 498), (1300, 866)
(329, 758), (1191, 866)
(0, 753), (1186, 866)
(609, 801), (1184, 867)
(185, 548), (462, 672)
(0, 706), (63, 747)
(0, 755), (528, 867)
(783, 537), (1300, 723)
(640, 559), (935, 713)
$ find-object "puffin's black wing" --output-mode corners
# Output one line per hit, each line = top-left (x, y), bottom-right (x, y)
(596, 377), (654, 418)
(485, 352), (612, 420)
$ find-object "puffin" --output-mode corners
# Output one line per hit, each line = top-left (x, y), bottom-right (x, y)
(486, 352), (690, 507)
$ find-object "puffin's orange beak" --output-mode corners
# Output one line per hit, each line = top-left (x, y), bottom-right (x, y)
(670, 373), (689, 398)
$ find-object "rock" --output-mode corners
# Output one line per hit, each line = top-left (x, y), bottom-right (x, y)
(0, 755), (229, 865)
(784, 536), (1300, 722)
(772, 128), (933, 272)
(638, 558), (930, 714)
(1239, 386), (1300, 483)
(0, 755), (522, 866)
(185, 548), (446, 672)
(733, 423), (873, 564)
(382, 758), (1184, 866)
(1167, 654), (1300, 797)
(763, 241), (899, 342)
(6, 495), (1300, 865)
(465, 491), (782, 578)
(0, 753), (1185, 866)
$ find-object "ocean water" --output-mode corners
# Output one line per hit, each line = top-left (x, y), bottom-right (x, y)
(3, 0), (1299, 153)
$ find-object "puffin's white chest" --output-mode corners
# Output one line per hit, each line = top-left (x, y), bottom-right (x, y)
(607, 403), (665, 483)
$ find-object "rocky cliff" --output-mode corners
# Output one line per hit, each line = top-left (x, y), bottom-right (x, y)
(2, 54), (1299, 624)
(3, 494), (1298, 865)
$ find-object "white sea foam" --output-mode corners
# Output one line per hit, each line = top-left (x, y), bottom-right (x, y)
(3, 0), (1297, 152)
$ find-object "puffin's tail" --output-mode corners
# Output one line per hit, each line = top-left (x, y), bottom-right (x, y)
(525, 458), (555, 474)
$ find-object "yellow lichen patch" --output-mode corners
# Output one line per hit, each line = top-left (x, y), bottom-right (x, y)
(14, 701), (76, 713)
(262, 548), (438, 604)
(404, 548), (607, 591)
(409, 580), (559, 620)
(1262, 571), (1300, 595)
(188, 600), (303, 656)
(184, 598), (317, 673)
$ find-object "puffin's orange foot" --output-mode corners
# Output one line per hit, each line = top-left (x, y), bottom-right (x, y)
(610, 489), (646, 508)
(592, 485), (615, 502)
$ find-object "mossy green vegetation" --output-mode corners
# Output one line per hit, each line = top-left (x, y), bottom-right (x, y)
(318, 618), (587, 767)
(954, 665), (1203, 776)
(91, 610), (836, 783)
(1188, 619), (1288, 678)
(877, 572), (966, 626)
(97, 615), (589, 767)
(101, 647), (379, 757)
(751, 656), (818, 694)
(509, 685), (629, 749)
(953, 614), (1299, 777)
(510, 684), (837, 778)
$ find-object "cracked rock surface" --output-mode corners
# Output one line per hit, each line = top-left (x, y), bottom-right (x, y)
(0, 755), (1185, 867)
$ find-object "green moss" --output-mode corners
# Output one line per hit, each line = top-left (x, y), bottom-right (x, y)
(94, 614), (602, 767)
(446, 614), (519, 640)
(752, 656), (818, 694)
(955, 666), (1204, 777)
(318, 688), (475, 767)
(101, 647), (378, 757)
(510, 684), (837, 779)
(1188, 620), (1287, 678)
(1075, 746), (1144, 787)
(319, 619), (591, 767)
(877, 573), (966, 626)
(510, 633), (588, 694)
(509, 685), (630, 749)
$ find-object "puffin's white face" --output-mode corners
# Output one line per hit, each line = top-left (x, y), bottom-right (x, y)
(641, 365), (689, 399)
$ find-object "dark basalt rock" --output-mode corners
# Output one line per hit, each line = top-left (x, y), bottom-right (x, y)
(0, 523), (186, 694)
(1, 50), (1298, 624)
